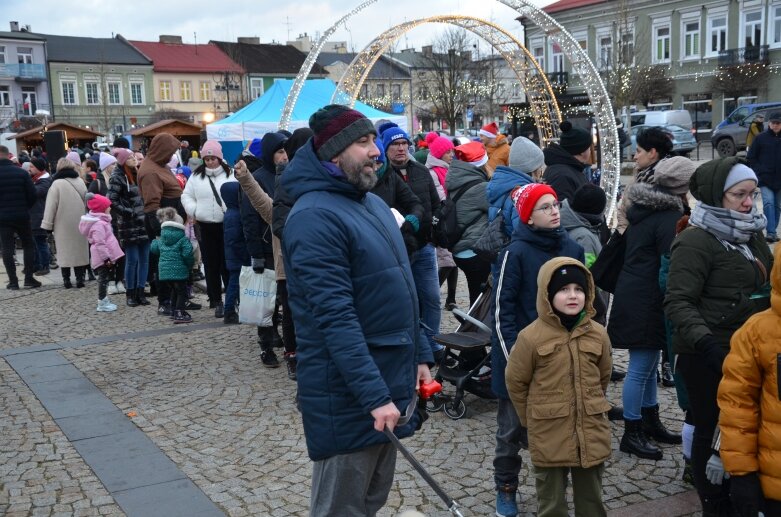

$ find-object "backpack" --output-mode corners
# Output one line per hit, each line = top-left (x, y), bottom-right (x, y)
(431, 179), (483, 250)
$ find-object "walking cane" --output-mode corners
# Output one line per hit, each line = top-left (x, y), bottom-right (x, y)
(384, 381), (465, 517)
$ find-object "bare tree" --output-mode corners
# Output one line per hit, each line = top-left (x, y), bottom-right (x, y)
(472, 53), (512, 127)
(709, 63), (770, 102)
(416, 28), (476, 135)
(632, 66), (675, 107)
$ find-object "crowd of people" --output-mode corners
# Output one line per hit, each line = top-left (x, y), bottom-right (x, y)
(1, 109), (780, 517)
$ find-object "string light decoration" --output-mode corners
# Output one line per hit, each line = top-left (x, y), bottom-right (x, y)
(280, 0), (619, 220)
(331, 15), (562, 146)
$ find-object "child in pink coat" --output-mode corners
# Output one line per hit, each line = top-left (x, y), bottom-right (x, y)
(78, 193), (125, 312)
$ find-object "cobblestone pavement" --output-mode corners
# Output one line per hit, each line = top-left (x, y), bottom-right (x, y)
(0, 261), (700, 516)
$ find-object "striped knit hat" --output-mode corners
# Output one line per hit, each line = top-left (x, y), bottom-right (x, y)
(309, 104), (377, 161)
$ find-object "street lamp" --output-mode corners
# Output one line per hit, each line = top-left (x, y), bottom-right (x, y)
(212, 72), (241, 113)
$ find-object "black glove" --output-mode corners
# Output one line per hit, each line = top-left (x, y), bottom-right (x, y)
(730, 472), (765, 517)
(696, 335), (727, 376)
(400, 221), (418, 256)
(251, 257), (265, 274)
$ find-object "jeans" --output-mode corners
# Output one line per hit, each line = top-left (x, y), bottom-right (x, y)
(224, 268), (240, 314)
(760, 186), (781, 236)
(494, 398), (526, 487)
(410, 244), (441, 353)
(0, 219), (36, 282)
(33, 233), (50, 271)
(621, 348), (659, 420)
(123, 242), (150, 290)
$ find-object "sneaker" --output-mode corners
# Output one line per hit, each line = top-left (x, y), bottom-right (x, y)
(184, 299), (202, 310)
(261, 350), (280, 368)
(158, 302), (172, 316)
(445, 301), (457, 311)
(6, 281), (19, 290)
(496, 485), (518, 517)
(107, 283), (119, 295)
(24, 278), (42, 288)
(223, 311), (239, 324)
(173, 309), (192, 324)
(285, 354), (297, 380)
(115, 281), (126, 294)
(96, 298), (118, 312)
(34, 268), (50, 276)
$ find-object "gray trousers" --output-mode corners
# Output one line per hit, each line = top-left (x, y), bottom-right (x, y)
(534, 463), (606, 517)
(310, 442), (396, 517)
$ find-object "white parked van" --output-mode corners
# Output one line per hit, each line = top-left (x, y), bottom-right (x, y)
(630, 110), (693, 130)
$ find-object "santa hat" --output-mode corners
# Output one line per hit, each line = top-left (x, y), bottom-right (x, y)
(479, 122), (499, 139)
(454, 141), (488, 167)
(511, 183), (557, 224)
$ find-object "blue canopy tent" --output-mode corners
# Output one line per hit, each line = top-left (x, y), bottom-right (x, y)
(206, 78), (406, 164)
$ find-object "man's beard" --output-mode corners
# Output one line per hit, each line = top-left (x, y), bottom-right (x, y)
(340, 154), (378, 192)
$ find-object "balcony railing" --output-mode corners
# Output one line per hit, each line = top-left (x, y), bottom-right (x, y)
(718, 45), (770, 67)
(0, 63), (47, 80)
(547, 71), (569, 85)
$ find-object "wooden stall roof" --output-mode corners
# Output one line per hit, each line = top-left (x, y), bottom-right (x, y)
(8, 122), (103, 141)
(129, 119), (203, 137)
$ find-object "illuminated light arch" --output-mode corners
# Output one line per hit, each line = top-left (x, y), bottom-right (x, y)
(330, 15), (562, 147)
(280, 0), (620, 220)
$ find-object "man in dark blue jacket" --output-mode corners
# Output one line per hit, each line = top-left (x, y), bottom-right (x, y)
(282, 105), (433, 516)
(0, 145), (40, 290)
(747, 111), (781, 242)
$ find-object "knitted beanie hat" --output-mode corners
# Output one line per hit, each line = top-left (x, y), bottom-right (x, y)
(479, 122), (499, 139)
(425, 131), (439, 145)
(559, 120), (592, 155)
(571, 183), (607, 215)
(380, 123), (411, 151)
(201, 140), (224, 160)
(112, 148), (134, 167)
(248, 138), (263, 158)
(454, 141), (488, 167)
(429, 136), (454, 160)
(722, 163), (758, 192)
(654, 156), (697, 195)
(98, 152), (117, 171)
(310, 104), (377, 161)
(511, 183), (557, 224)
(66, 151), (81, 166)
(547, 264), (589, 304)
(508, 136), (544, 173)
(86, 193), (111, 213)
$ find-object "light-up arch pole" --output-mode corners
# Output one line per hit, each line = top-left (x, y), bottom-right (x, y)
(330, 15), (562, 147)
(280, 0), (620, 220)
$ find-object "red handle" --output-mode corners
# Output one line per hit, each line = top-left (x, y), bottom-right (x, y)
(419, 379), (442, 400)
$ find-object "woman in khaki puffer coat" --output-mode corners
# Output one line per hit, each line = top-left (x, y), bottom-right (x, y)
(506, 256), (612, 516)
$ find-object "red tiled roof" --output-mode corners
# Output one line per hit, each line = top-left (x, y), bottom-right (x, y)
(129, 40), (244, 73)
(543, 0), (607, 14)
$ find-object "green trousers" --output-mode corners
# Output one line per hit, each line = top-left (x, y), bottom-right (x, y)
(534, 463), (606, 517)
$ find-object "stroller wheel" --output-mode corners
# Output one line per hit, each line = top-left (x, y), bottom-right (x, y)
(426, 394), (444, 413)
(444, 399), (467, 420)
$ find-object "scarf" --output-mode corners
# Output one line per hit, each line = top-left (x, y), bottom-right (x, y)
(689, 201), (766, 261)
(204, 165), (224, 178)
(635, 161), (657, 184)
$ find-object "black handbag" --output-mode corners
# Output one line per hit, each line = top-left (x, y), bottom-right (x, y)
(590, 229), (626, 293)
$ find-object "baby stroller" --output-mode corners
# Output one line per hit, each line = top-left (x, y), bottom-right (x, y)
(428, 279), (496, 419)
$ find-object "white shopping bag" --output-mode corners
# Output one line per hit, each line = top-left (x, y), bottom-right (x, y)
(238, 266), (277, 326)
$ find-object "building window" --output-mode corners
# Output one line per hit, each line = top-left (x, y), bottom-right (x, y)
(376, 84), (385, 98)
(360, 84), (369, 99)
(708, 14), (728, 55)
(532, 44), (545, 73)
(743, 10), (763, 47)
(620, 32), (634, 66)
(391, 83), (401, 101)
(683, 19), (701, 58)
(418, 86), (429, 100)
(0, 86), (9, 106)
(654, 24), (671, 63)
(85, 81), (100, 105)
(773, 5), (781, 45)
(199, 81), (210, 101)
(130, 82), (144, 105)
(250, 78), (263, 99)
(61, 81), (77, 105)
(549, 42), (564, 73)
(180, 81), (192, 101)
(17, 46), (33, 64)
(159, 80), (171, 101)
(598, 34), (612, 69)
(107, 81), (121, 104)
(21, 87), (36, 115)
(0, 46), (5, 64)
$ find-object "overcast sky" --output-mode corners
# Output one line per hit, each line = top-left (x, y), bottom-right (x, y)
(3, 0), (555, 55)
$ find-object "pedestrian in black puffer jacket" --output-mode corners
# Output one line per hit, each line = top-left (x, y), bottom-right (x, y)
(272, 127), (313, 240)
(370, 160), (424, 255)
(107, 149), (150, 306)
(542, 121), (593, 203)
(0, 147), (38, 288)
